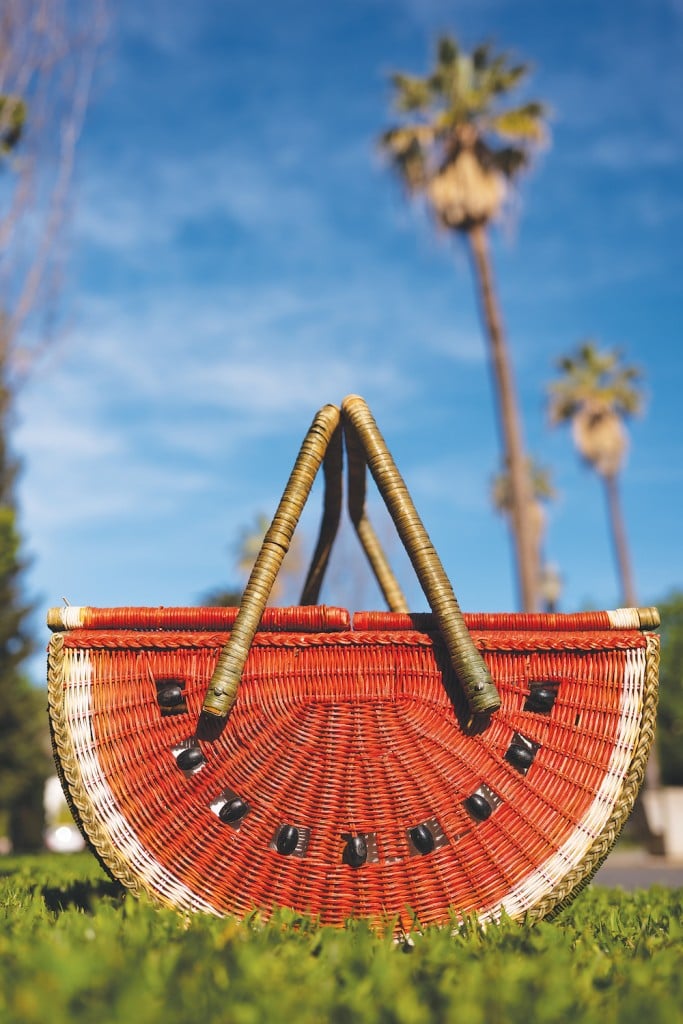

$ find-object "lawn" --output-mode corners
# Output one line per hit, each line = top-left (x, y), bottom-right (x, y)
(1, 853), (681, 1024)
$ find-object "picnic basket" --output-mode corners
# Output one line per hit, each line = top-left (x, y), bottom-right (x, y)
(47, 395), (659, 930)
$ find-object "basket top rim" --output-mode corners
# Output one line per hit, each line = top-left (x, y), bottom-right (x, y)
(47, 604), (660, 634)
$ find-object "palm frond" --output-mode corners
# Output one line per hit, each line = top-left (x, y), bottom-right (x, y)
(391, 73), (432, 112)
(0, 95), (26, 156)
(487, 103), (546, 142)
(379, 127), (429, 190)
(380, 124), (433, 151)
(472, 42), (492, 72)
(492, 458), (556, 512)
(380, 34), (547, 229)
(487, 144), (529, 178)
(437, 35), (459, 67)
(548, 341), (644, 432)
(490, 62), (528, 94)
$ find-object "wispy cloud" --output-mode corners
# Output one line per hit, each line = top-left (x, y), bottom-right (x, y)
(579, 137), (681, 171)
(76, 147), (330, 264)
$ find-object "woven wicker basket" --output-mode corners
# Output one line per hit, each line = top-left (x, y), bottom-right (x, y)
(48, 396), (659, 930)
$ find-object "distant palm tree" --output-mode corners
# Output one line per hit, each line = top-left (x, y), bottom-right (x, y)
(492, 458), (556, 589)
(380, 35), (547, 611)
(548, 341), (642, 607)
(235, 513), (304, 606)
(549, 341), (664, 852)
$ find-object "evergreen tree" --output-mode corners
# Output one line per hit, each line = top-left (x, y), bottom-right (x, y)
(0, 6), (103, 850)
(0, 345), (50, 850)
(0, 86), (47, 850)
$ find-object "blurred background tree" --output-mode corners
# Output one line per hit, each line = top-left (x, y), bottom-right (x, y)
(548, 340), (663, 850)
(0, 353), (49, 850)
(548, 341), (642, 607)
(204, 512), (305, 608)
(657, 592), (683, 786)
(380, 34), (547, 612)
(0, 0), (104, 850)
(491, 457), (556, 603)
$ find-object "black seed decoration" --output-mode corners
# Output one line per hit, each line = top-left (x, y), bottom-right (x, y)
(525, 685), (557, 713)
(176, 746), (205, 772)
(464, 792), (493, 821)
(276, 825), (299, 856)
(157, 683), (184, 707)
(409, 823), (435, 855)
(506, 742), (536, 773)
(343, 835), (368, 868)
(218, 797), (249, 824)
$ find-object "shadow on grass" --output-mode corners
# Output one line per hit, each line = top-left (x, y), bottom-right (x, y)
(41, 878), (125, 915)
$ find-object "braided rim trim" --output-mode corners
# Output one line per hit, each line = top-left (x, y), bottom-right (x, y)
(47, 634), (167, 909)
(48, 631), (660, 925)
(522, 631), (660, 922)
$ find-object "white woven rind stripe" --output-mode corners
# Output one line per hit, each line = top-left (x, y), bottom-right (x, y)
(607, 608), (641, 629)
(60, 606), (86, 629)
(63, 649), (219, 916)
(488, 647), (645, 922)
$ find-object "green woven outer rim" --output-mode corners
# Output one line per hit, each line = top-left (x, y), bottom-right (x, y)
(47, 634), (163, 908)
(526, 631), (660, 922)
(47, 631), (660, 926)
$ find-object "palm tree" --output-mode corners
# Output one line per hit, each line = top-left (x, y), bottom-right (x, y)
(549, 341), (664, 852)
(548, 341), (641, 607)
(235, 513), (304, 606)
(380, 35), (547, 611)
(492, 458), (557, 604)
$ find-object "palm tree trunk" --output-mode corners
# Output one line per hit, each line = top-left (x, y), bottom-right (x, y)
(467, 222), (539, 611)
(603, 470), (663, 852)
(603, 472), (637, 607)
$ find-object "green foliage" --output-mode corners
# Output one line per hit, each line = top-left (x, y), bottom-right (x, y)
(0, 855), (681, 1024)
(205, 511), (306, 608)
(491, 458), (556, 515)
(0, 94), (26, 156)
(380, 33), (547, 229)
(202, 586), (243, 607)
(656, 592), (683, 785)
(548, 342), (643, 425)
(0, 358), (50, 849)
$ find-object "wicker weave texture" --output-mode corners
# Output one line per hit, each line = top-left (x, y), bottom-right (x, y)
(48, 607), (657, 930)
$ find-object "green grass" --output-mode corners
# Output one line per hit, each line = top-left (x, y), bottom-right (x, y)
(1, 853), (681, 1024)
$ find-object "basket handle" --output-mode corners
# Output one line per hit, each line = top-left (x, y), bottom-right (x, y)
(297, 416), (344, 606)
(199, 396), (500, 734)
(343, 413), (409, 613)
(200, 402), (342, 724)
(299, 410), (408, 612)
(341, 395), (499, 723)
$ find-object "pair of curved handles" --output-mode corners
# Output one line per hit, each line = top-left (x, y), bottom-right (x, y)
(199, 395), (500, 736)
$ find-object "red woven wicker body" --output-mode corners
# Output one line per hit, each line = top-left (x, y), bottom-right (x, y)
(48, 603), (658, 929)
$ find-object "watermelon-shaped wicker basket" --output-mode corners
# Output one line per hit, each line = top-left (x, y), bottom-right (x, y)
(48, 395), (659, 931)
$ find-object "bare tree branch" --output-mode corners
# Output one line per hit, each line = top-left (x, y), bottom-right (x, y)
(0, 0), (107, 385)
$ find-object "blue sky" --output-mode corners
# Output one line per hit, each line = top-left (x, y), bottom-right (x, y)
(13, 0), (683, 679)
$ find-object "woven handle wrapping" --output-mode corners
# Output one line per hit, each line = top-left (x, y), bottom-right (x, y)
(200, 396), (500, 731)
(342, 395), (500, 722)
(298, 417), (344, 605)
(299, 410), (408, 612)
(201, 403), (342, 721)
(344, 413), (409, 613)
